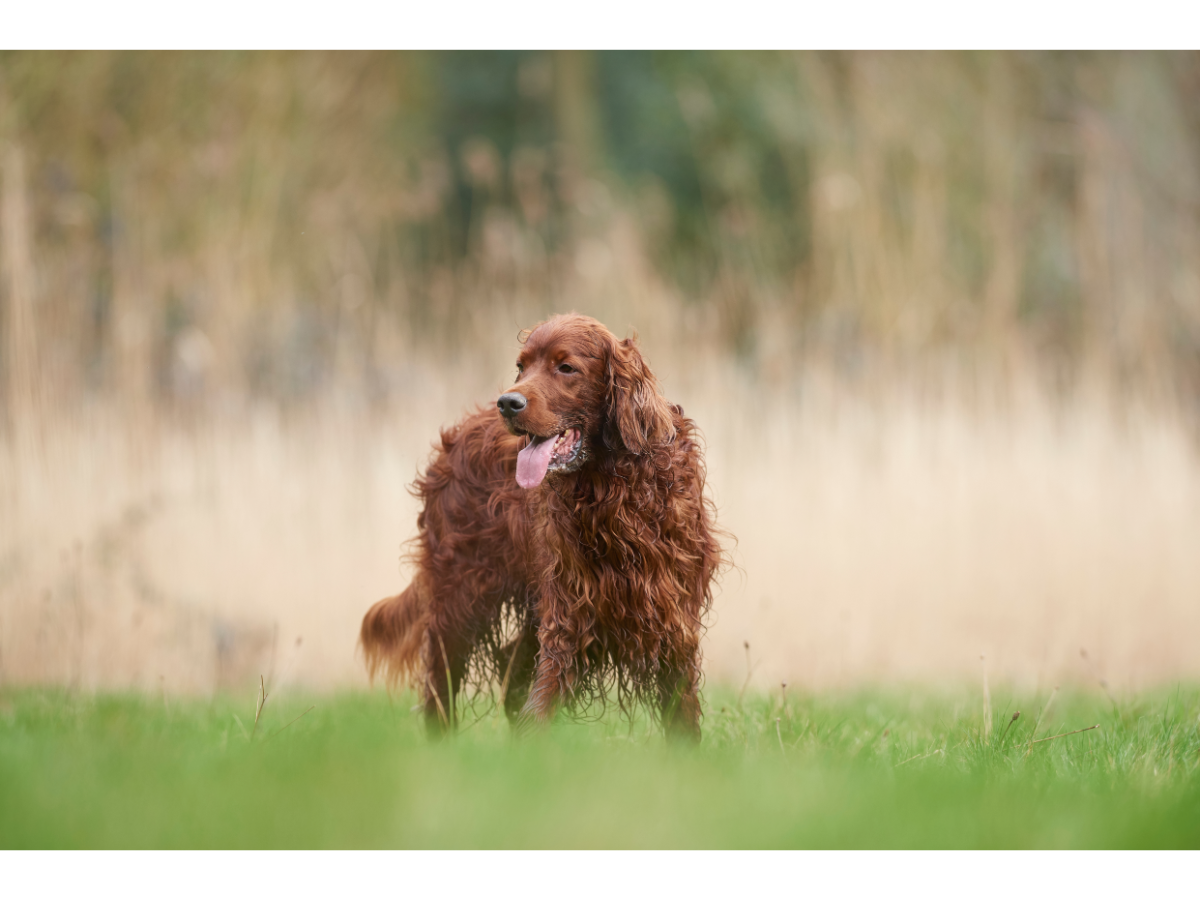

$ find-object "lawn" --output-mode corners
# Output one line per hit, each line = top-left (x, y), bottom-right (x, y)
(1, 684), (1198, 849)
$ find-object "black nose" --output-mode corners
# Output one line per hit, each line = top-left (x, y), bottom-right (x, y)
(497, 392), (527, 418)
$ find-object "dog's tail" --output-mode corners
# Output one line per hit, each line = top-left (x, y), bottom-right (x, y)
(360, 580), (430, 687)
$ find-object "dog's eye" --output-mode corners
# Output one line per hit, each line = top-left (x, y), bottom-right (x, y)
(515, 363), (524, 376)
(558, 364), (575, 374)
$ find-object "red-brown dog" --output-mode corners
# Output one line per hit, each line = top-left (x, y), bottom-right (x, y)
(360, 314), (724, 738)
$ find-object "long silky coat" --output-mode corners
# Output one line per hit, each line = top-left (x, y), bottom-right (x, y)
(360, 314), (725, 738)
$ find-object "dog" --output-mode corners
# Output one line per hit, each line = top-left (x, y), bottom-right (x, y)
(360, 314), (724, 739)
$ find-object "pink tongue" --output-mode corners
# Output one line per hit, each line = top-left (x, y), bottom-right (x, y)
(516, 436), (559, 489)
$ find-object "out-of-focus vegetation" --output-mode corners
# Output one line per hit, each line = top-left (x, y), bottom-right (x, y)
(2, 51), (1200, 419)
(2, 686), (1198, 848)
(4, 53), (1200, 698)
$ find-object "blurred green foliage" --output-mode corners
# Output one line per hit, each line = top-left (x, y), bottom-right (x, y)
(2, 686), (1199, 848)
(1, 51), (1199, 410)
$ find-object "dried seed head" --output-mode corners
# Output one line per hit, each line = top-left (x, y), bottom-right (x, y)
(743, 640), (750, 650)
(1011, 711), (1021, 722)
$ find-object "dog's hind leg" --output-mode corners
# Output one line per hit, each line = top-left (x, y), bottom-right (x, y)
(422, 624), (472, 738)
(656, 644), (703, 743)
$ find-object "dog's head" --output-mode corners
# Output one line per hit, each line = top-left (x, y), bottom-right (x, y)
(497, 314), (676, 489)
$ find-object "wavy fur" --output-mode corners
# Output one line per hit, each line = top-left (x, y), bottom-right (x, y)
(360, 314), (727, 739)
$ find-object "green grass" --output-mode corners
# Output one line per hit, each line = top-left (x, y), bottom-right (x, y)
(1, 684), (1198, 848)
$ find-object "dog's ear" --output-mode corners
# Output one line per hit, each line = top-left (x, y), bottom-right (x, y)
(603, 334), (676, 455)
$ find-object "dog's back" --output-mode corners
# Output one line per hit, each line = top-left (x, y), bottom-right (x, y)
(360, 408), (533, 698)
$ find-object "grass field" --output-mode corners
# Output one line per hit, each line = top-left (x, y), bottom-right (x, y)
(2, 685), (1198, 849)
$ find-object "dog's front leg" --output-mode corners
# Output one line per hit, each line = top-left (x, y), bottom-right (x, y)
(514, 625), (575, 735)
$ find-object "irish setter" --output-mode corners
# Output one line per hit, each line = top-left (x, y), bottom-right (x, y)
(360, 314), (724, 739)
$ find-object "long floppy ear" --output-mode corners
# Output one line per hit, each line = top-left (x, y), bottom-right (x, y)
(602, 333), (676, 455)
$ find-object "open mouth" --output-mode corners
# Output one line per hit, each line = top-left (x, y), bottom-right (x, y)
(516, 428), (582, 489)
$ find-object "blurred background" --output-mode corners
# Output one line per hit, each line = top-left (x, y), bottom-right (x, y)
(2, 51), (1199, 698)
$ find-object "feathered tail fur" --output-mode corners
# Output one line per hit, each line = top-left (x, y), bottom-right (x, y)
(359, 579), (430, 687)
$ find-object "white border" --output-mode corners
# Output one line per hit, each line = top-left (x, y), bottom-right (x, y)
(3, 2), (1199, 51)
(3, 849), (1197, 898)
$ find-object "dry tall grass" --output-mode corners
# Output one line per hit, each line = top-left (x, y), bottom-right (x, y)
(4, 351), (1199, 696)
